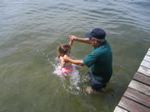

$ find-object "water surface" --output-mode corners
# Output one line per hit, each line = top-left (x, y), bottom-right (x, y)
(0, 0), (150, 112)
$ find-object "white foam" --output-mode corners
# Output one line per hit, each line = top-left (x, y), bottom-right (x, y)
(52, 57), (82, 95)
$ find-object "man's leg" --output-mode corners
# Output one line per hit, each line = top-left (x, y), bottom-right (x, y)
(86, 71), (106, 93)
(86, 71), (94, 93)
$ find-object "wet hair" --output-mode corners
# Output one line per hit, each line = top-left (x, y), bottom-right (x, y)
(57, 44), (71, 57)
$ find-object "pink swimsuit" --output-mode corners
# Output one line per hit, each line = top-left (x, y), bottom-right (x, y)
(61, 62), (73, 74)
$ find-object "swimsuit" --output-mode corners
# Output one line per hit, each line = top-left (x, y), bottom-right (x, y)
(61, 62), (73, 74)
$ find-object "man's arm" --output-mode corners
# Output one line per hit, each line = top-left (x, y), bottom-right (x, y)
(63, 55), (85, 66)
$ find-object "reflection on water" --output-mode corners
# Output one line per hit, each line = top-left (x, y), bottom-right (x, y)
(0, 0), (150, 112)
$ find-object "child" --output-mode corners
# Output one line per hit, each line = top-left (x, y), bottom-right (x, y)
(57, 39), (73, 75)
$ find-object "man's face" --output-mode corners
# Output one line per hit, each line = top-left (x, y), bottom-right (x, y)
(90, 37), (100, 47)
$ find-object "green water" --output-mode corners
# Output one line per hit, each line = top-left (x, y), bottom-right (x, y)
(0, 0), (150, 112)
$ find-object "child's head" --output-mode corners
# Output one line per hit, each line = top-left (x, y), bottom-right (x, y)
(58, 44), (71, 57)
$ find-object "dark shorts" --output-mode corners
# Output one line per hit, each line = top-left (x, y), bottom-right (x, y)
(88, 71), (106, 91)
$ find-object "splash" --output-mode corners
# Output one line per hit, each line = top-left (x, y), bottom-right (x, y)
(52, 57), (82, 95)
(36, 50), (83, 95)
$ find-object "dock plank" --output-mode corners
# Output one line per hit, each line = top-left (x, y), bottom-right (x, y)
(114, 106), (128, 112)
(147, 50), (150, 55)
(133, 72), (150, 86)
(141, 60), (150, 69)
(128, 80), (150, 96)
(124, 88), (150, 107)
(118, 97), (150, 112)
(114, 48), (150, 112)
(138, 66), (150, 77)
(144, 55), (150, 62)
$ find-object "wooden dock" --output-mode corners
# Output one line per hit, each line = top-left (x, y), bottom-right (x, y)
(114, 48), (150, 112)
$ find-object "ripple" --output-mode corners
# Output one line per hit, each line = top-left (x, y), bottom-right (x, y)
(0, 0), (150, 111)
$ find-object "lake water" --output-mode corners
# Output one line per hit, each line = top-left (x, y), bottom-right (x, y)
(0, 0), (150, 112)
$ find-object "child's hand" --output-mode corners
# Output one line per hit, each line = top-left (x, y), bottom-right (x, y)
(68, 35), (75, 47)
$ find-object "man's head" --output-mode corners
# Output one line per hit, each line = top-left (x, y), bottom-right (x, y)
(85, 28), (106, 44)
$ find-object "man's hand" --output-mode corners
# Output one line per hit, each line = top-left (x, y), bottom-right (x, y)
(69, 35), (91, 44)
(69, 35), (78, 41)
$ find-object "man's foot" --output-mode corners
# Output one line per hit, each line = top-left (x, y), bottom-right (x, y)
(86, 86), (93, 94)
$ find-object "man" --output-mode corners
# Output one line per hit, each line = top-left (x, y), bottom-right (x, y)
(64, 28), (112, 93)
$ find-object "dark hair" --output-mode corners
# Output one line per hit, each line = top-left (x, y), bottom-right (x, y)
(57, 44), (71, 57)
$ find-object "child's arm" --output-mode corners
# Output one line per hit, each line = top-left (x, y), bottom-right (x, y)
(68, 38), (73, 47)
(59, 56), (65, 68)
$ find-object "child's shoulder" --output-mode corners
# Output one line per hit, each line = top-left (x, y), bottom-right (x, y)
(64, 54), (70, 58)
(59, 55), (70, 61)
(59, 56), (64, 60)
